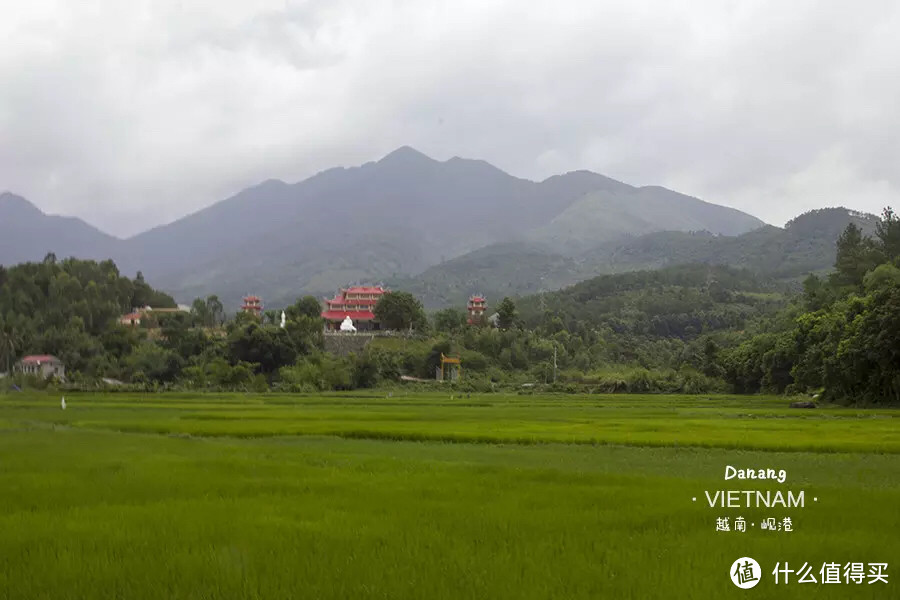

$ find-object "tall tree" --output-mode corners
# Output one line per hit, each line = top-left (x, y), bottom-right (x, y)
(190, 298), (210, 327)
(374, 291), (426, 331)
(832, 223), (882, 288)
(875, 206), (900, 262)
(227, 323), (297, 373)
(433, 308), (467, 333)
(191, 294), (225, 327)
(205, 295), (225, 326)
(286, 296), (322, 321)
(0, 316), (21, 374)
(496, 297), (519, 329)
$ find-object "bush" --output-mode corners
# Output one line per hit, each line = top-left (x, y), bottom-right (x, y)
(279, 353), (353, 391)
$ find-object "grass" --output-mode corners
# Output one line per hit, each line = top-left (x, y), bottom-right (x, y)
(0, 391), (898, 599)
(5, 392), (899, 452)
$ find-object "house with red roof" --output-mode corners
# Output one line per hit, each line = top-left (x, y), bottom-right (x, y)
(15, 355), (66, 380)
(321, 285), (388, 331)
(119, 312), (142, 326)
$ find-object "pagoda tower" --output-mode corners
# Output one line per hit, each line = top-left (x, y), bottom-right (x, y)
(241, 295), (263, 317)
(467, 295), (487, 324)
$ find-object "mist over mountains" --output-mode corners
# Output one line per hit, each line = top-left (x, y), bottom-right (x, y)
(2, 147), (867, 310)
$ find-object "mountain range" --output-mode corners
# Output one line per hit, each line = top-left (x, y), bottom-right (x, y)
(1, 147), (869, 310)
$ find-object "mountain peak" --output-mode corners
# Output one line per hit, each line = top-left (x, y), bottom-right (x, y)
(785, 206), (878, 237)
(0, 192), (43, 218)
(378, 146), (435, 165)
(540, 170), (632, 193)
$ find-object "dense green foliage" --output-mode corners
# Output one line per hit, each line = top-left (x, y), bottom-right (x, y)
(364, 265), (768, 392)
(1, 393), (898, 599)
(0, 260), (323, 388)
(189, 295), (225, 327)
(495, 296), (518, 329)
(720, 208), (900, 403)
(432, 307), (468, 333)
(518, 264), (782, 336)
(0, 256), (174, 375)
(423, 264), (781, 392)
(373, 291), (427, 331)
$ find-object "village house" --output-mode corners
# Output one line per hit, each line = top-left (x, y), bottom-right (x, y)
(321, 285), (388, 331)
(15, 355), (66, 380)
(119, 311), (142, 326)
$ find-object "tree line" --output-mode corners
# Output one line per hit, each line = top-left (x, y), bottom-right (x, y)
(1, 207), (898, 403)
(720, 208), (900, 404)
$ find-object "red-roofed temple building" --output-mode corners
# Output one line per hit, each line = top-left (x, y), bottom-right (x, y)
(467, 295), (487, 325)
(242, 295), (263, 316)
(322, 286), (388, 331)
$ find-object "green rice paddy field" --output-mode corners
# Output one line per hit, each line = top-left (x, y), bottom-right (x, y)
(1, 392), (898, 599)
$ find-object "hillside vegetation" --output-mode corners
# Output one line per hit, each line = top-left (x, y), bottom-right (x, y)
(586, 207), (879, 278)
(530, 185), (763, 252)
(401, 207), (877, 307)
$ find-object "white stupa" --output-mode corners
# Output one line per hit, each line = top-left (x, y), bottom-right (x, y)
(340, 316), (357, 332)
(280, 310), (286, 329)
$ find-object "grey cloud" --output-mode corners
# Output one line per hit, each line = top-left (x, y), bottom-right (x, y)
(1, 0), (899, 237)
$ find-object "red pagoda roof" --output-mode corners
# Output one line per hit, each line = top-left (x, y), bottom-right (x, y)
(321, 310), (376, 321)
(328, 298), (378, 306)
(325, 285), (388, 305)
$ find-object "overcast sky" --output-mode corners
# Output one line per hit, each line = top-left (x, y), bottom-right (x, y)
(2, 1), (899, 237)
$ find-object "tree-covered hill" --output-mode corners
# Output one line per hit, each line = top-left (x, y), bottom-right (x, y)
(528, 184), (764, 253)
(585, 207), (879, 278)
(389, 242), (583, 309)
(517, 264), (785, 340)
(400, 207), (877, 309)
(718, 208), (900, 404)
(0, 256), (175, 374)
(0, 256), (325, 386)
